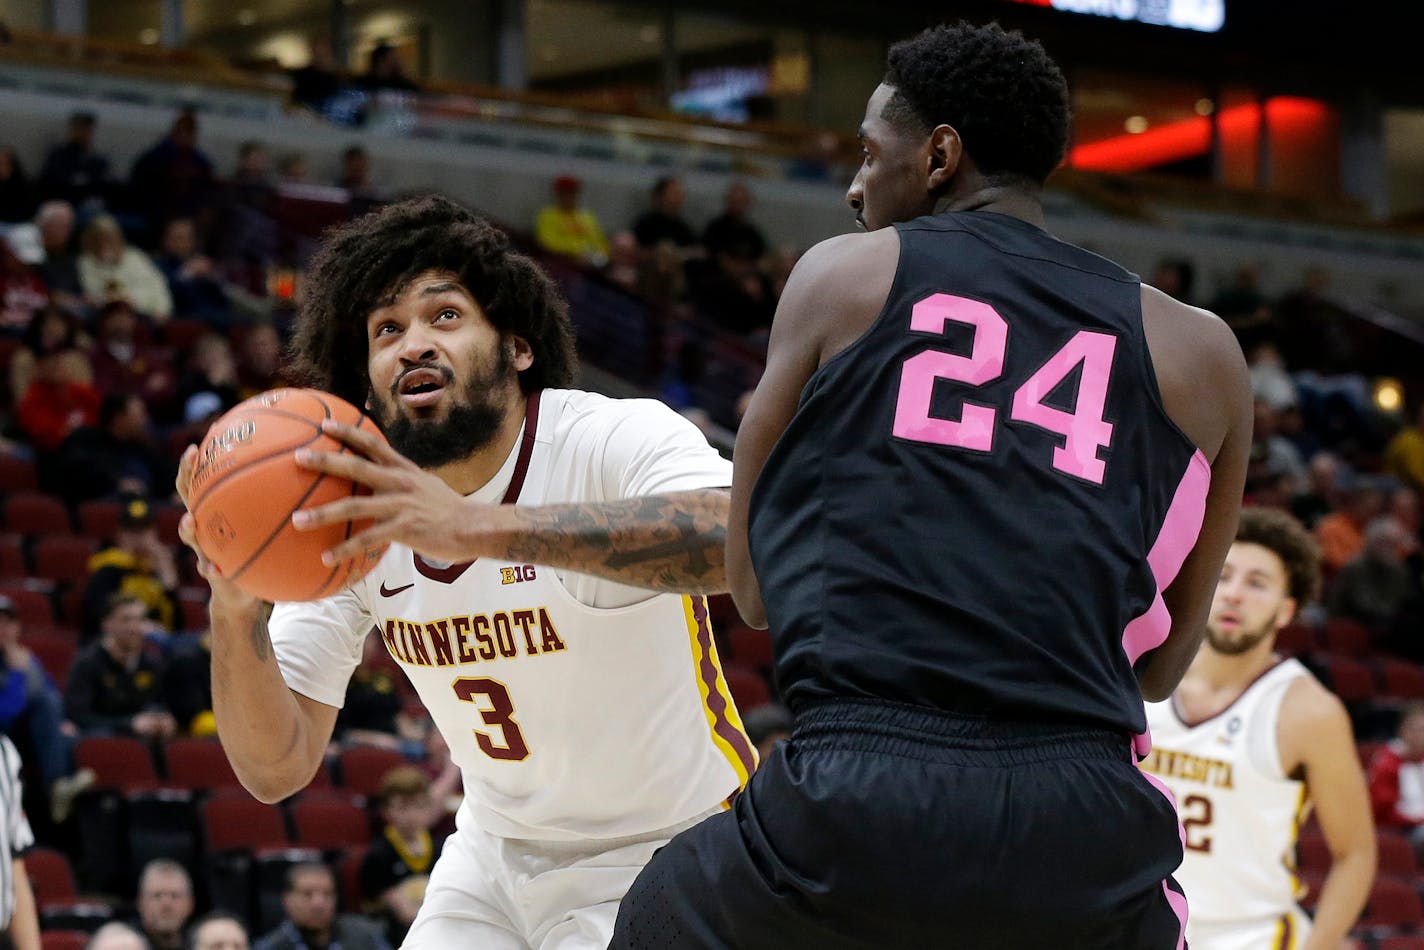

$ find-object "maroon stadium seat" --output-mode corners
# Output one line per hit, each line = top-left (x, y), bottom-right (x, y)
(1296, 830), (1330, 873)
(1316, 655), (1375, 702)
(75, 500), (121, 543)
(728, 625), (774, 673)
(40, 932), (90, 950)
(165, 738), (243, 792)
(154, 505), (184, 547)
(722, 664), (771, 710)
(1319, 617), (1371, 658)
(337, 746), (408, 797)
(3, 492), (71, 536)
(0, 534), (25, 578)
(23, 847), (77, 909)
(0, 584), (54, 626)
(202, 790), (290, 852)
(0, 455), (38, 493)
(1361, 876), (1424, 929)
(25, 635), (77, 685)
(1379, 936), (1424, 950)
(1377, 659), (1424, 700)
(31, 536), (99, 584)
(75, 736), (159, 793)
(1377, 831), (1418, 875)
(291, 796), (372, 850)
(338, 845), (367, 912)
(1274, 622), (1316, 655)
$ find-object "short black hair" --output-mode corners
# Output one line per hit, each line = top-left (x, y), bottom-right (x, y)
(1235, 507), (1321, 604)
(883, 22), (1070, 184)
(289, 195), (577, 408)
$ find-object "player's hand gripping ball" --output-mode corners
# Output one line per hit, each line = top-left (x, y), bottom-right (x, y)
(188, 388), (389, 602)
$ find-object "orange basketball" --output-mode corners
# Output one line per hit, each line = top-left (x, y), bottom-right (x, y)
(189, 388), (389, 602)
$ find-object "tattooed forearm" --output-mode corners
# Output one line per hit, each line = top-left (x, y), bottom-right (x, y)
(249, 610), (271, 662)
(499, 489), (730, 594)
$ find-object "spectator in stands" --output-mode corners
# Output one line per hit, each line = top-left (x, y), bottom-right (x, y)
(15, 330), (101, 456)
(78, 216), (173, 323)
(1210, 263), (1274, 353)
(1275, 267), (1357, 374)
(277, 153), (309, 186)
(32, 200), (85, 307)
(703, 182), (766, 263)
(0, 734), (39, 950)
(1316, 479), (1387, 574)
(63, 594), (176, 740)
(216, 142), (276, 284)
(687, 244), (775, 336)
(255, 862), (389, 950)
(155, 217), (231, 326)
(1292, 451), (1342, 530)
(1150, 257), (1196, 306)
(336, 631), (419, 752)
(0, 595), (94, 823)
(1330, 515), (1415, 632)
(190, 911), (249, 950)
(740, 703), (792, 763)
(659, 339), (706, 412)
(165, 628), (213, 736)
(360, 766), (446, 945)
(1250, 399), (1306, 487)
(0, 146), (36, 224)
(235, 322), (285, 397)
(87, 922), (148, 950)
(1369, 703), (1424, 840)
(57, 391), (169, 506)
(290, 36), (343, 115)
(0, 240), (47, 332)
(1397, 485), (1423, 545)
(177, 333), (241, 426)
(358, 42), (419, 93)
(128, 111), (215, 238)
(39, 112), (113, 211)
(81, 493), (179, 637)
(9, 303), (91, 406)
(632, 177), (697, 252)
(87, 299), (179, 414)
(133, 859), (195, 950)
(1385, 401), (1424, 494)
(534, 175), (609, 266)
(338, 146), (380, 214)
(604, 231), (641, 294)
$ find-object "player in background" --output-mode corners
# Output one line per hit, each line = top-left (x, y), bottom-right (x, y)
(176, 196), (754, 950)
(1143, 508), (1374, 950)
(614, 21), (1252, 948)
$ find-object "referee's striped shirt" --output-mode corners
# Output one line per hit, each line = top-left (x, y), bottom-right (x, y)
(0, 736), (35, 931)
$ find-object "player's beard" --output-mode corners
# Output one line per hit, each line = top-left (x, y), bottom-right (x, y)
(375, 344), (515, 469)
(1204, 613), (1279, 656)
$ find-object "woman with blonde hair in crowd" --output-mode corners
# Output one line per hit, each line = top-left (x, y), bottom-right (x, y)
(77, 214), (172, 323)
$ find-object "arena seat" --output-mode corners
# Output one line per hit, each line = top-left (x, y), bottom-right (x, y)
(1274, 623), (1316, 655)
(125, 788), (200, 876)
(1377, 659), (1424, 700)
(722, 664), (771, 710)
(40, 931), (90, 950)
(1319, 618), (1372, 658)
(38, 904), (112, 935)
(26, 635), (78, 685)
(31, 535), (99, 584)
(178, 588), (210, 632)
(154, 505), (184, 547)
(1296, 830), (1330, 873)
(202, 790), (290, 853)
(165, 737), (243, 792)
(3, 492), (72, 536)
(1361, 876), (1424, 929)
(1379, 935), (1424, 950)
(0, 584), (55, 626)
(1377, 831), (1417, 876)
(337, 845), (367, 912)
(75, 736), (159, 793)
(162, 317), (209, 353)
(0, 535), (26, 578)
(23, 846), (77, 909)
(727, 625), (774, 674)
(337, 746), (408, 798)
(291, 796), (372, 850)
(0, 455), (38, 493)
(75, 500), (121, 543)
(1314, 655), (1375, 702)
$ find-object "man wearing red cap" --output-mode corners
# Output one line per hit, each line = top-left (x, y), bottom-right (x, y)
(533, 174), (609, 266)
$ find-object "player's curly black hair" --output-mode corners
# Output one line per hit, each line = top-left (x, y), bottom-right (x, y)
(1235, 507), (1322, 604)
(883, 22), (1070, 185)
(288, 195), (576, 408)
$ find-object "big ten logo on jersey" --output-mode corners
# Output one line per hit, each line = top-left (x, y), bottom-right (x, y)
(500, 565), (537, 585)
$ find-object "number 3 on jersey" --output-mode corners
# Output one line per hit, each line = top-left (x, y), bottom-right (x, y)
(453, 677), (530, 761)
(892, 292), (1118, 484)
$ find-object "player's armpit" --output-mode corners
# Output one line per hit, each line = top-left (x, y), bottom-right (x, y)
(488, 488), (731, 594)
(1283, 682), (1376, 950)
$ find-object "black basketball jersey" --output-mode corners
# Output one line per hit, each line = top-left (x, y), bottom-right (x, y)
(748, 212), (1209, 740)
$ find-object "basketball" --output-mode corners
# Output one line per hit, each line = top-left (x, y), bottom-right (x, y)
(188, 388), (389, 602)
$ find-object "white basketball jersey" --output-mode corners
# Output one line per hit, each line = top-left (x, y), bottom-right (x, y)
(269, 389), (756, 841)
(1142, 659), (1312, 933)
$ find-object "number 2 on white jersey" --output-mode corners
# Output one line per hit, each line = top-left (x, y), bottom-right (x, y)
(891, 292), (1118, 484)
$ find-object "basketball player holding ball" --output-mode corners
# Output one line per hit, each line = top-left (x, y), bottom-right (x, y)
(175, 196), (755, 950)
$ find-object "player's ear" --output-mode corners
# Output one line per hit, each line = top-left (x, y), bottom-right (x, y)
(507, 334), (534, 373)
(927, 124), (963, 190)
(1274, 596), (1299, 631)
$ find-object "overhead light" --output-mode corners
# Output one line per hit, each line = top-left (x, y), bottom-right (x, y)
(1124, 115), (1149, 134)
(639, 25), (659, 43)
(1374, 378), (1404, 413)
(1194, 98), (1214, 116)
(237, 9), (257, 25)
(139, 28), (159, 44)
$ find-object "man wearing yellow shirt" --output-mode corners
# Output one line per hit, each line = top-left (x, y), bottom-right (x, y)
(534, 174), (610, 265)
